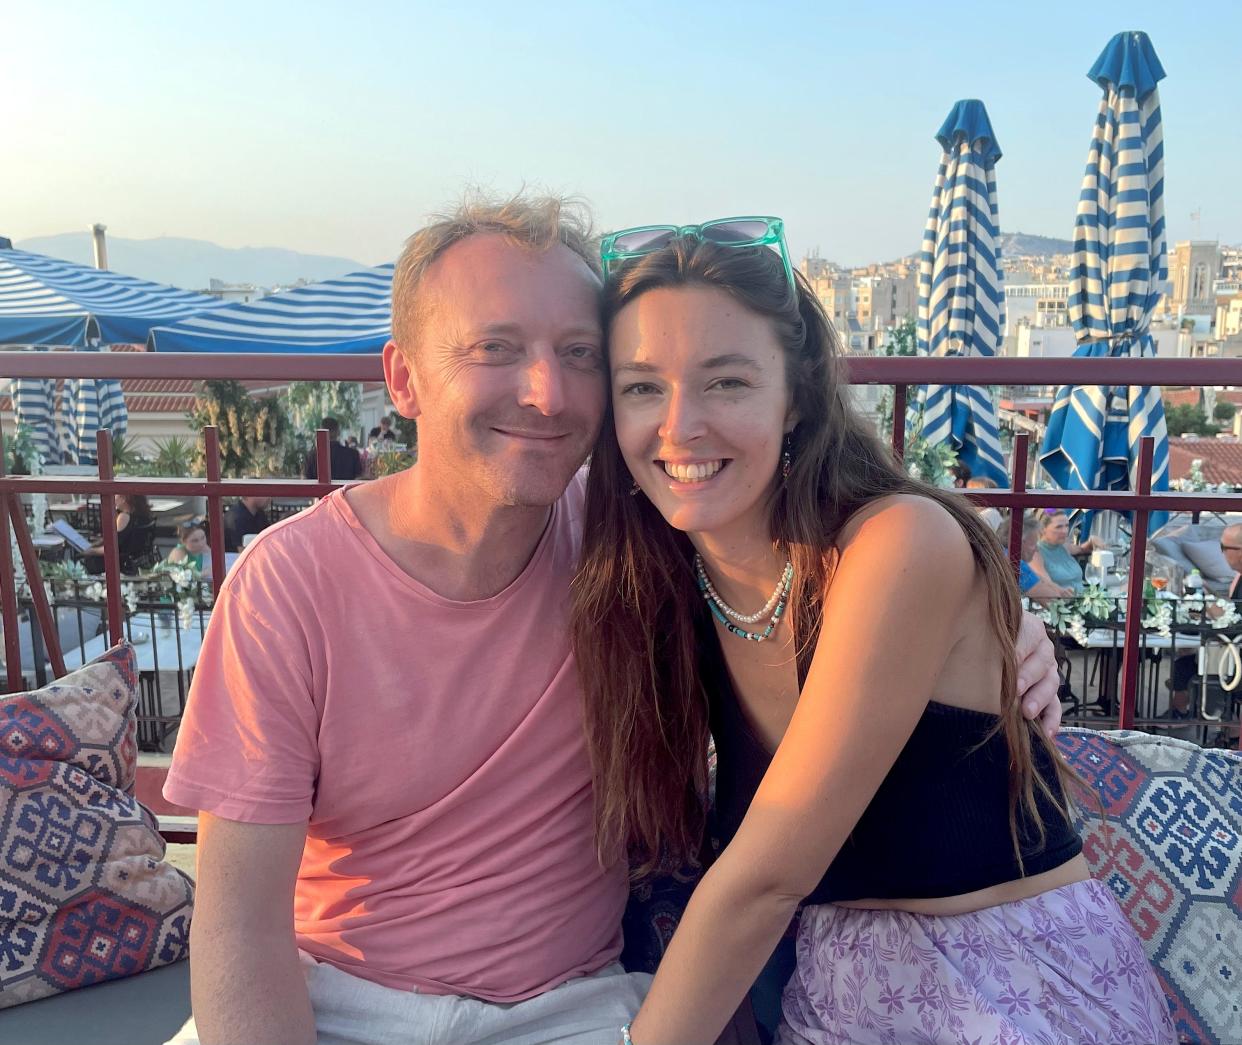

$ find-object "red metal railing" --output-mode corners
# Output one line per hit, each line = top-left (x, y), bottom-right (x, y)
(2, 351), (1240, 745)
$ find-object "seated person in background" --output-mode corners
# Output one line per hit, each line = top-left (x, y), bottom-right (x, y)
(949, 462), (971, 489)
(1018, 514), (1075, 603)
(1166, 523), (1242, 718)
(368, 414), (398, 444)
(224, 496), (271, 553)
(1028, 508), (1104, 595)
(84, 493), (153, 575)
(965, 476), (1003, 534)
(168, 521), (209, 571)
(303, 416), (364, 481)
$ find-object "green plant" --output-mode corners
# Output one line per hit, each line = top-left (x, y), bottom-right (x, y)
(151, 436), (198, 477)
(1213, 401), (1237, 423)
(188, 381), (290, 477)
(285, 382), (363, 445)
(368, 449), (416, 478)
(883, 317), (918, 356)
(4, 421), (39, 475)
(1163, 402), (1219, 437)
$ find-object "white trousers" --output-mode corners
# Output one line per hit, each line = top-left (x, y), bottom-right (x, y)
(165, 956), (651, 1045)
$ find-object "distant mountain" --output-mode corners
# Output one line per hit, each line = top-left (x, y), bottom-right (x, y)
(1000, 232), (1074, 257)
(13, 233), (367, 290)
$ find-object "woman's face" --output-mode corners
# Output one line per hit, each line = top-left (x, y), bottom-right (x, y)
(609, 285), (794, 541)
(1043, 514), (1069, 544)
(184, 528), (208, 554)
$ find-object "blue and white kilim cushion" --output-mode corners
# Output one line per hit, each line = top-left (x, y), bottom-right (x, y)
(1057, 728), (1242, 1045)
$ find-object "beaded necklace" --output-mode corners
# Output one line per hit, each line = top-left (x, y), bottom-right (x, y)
(694, 553), (794, 643)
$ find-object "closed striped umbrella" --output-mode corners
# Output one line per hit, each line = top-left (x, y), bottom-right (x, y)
(63, 345), (129, 466)
(1039, 31), (1169, 535)
(11, 376), (57, 464)
(909, 100), (1008, 485)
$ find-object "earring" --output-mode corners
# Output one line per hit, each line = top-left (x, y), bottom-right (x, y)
(781, 434), (793, 480)
(629, 479), (641, 496)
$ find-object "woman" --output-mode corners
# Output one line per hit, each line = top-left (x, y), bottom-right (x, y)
(1019, 513), (1075, 603)
(83, 493), (152, 574)
(167, 520), (209, 570)
(571, 222), (1172, 1045)
(1029, 509), (1102, 595)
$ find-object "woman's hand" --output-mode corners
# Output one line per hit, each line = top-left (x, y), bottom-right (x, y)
(1015, 612), (1062, 738)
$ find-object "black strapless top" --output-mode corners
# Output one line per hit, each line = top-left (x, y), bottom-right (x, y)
(702, 616), (1082, 903)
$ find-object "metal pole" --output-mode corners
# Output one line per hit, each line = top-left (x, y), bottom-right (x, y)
(1007, 434), (1030, 578)
(892, 385), (907, 460)
(0, 424), (23, 692)
(204, 427), (227, 596)
(7, 496), (65, 676)
(1118, 438), (1155, 731)
(97, 431), (124, 647)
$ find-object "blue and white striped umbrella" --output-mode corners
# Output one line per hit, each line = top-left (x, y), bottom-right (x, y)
(909, 99), (1008, 485)
(63, 376), (128, 465)
(1039, 31), (1169, 535)
(11, 376), (58, 465)
(148, 265), (394, 353)
(0, 247), (222, 346)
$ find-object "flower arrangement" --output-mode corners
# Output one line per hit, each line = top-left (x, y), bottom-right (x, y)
(1171, 458), (1237, 494)
(1032, 580), (1242, 642)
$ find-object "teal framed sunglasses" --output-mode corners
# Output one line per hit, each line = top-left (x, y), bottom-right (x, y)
(599, 216), (795, 291)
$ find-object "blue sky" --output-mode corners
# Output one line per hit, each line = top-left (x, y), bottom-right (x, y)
(6, 0), (1240, 270)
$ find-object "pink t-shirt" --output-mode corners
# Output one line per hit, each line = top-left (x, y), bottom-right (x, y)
(164, 480), (626, 1002)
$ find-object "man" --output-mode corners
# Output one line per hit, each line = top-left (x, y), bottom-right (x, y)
(367, 414), (398, 443)
(165, 195), (1063, 1045)
(302, 416), (363, 480)
(1166, 522), (1242, 718)
(222, 495), (271, 553)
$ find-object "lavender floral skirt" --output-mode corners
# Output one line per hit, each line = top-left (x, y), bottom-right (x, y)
(776, 879), (1175, 1045)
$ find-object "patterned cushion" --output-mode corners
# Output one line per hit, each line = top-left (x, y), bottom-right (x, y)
(1056, 728), (1242, 1045)
(0, 644), (194, 1009)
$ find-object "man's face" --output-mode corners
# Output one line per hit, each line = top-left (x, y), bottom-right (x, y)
(389, 235), (606, 508)
(1222, 527), (1242, 574)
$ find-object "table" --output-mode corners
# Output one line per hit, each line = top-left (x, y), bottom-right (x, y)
(31, 533), (66, 557)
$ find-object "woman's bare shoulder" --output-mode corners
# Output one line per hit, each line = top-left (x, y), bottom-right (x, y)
(836, 493), (967, 557)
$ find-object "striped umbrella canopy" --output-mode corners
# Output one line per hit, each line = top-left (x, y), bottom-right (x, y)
(0, 247), (222, 346)
(147, 265), (393, 353)
(909, 99), (1008, 486)
(1039, 31), (1169, 535)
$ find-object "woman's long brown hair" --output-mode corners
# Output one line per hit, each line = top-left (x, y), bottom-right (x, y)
(571, 236), (1075, 880)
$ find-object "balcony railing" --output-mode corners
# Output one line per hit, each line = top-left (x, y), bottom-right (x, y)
(2, 351), (1239, 749)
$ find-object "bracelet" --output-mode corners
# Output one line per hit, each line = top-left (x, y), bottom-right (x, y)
(621, 1022), (634, 1045)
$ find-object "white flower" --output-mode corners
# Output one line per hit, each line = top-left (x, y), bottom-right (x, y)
(1142, 601), (1173, 638)
(1066, 614), (1089, 646)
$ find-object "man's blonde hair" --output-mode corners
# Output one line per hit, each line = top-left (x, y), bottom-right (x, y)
(390, 192), (600, 354)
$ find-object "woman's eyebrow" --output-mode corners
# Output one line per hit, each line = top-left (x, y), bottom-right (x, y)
(700, 353), (761, 370)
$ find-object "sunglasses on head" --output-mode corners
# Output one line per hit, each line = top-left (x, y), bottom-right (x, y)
(599, 216), (795, 292)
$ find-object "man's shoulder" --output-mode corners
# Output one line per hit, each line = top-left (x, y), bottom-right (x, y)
(222, 494), (350, 595)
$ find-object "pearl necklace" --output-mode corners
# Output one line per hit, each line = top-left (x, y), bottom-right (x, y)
(695, 554), (794, 643)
